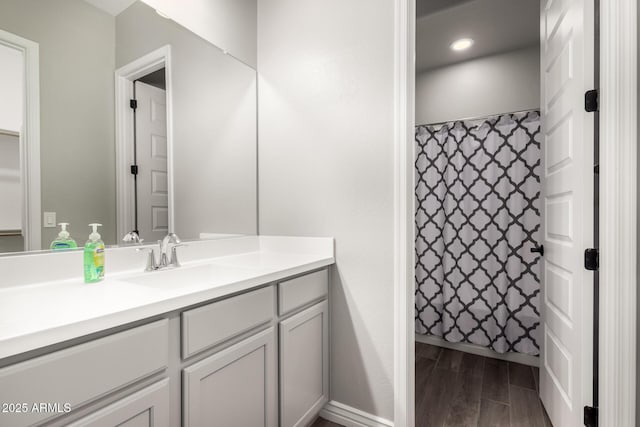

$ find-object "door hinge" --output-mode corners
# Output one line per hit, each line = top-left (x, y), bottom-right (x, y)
(585, 90), (598, 112)
(129, 99), (138, 110)
(584, 405), (598, 427)
(130, 165), (138, 176)
(584, 248), (599, 271)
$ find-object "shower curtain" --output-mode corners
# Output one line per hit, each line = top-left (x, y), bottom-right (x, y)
(415, 111), (542, 355)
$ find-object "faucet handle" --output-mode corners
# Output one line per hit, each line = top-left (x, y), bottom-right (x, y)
(169, 244), (187, 268)
(137, 247), (158, 272)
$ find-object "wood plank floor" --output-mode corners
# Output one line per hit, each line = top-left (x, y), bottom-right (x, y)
(415, 343), (553, 427)
(311, 343), (553, 427)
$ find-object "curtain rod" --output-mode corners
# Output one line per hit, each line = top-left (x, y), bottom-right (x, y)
(417, 108), (540, 128)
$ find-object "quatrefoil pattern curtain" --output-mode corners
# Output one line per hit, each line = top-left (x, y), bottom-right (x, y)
(415, 111), (542, 355)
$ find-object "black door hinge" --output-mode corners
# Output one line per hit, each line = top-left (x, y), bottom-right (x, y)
(130, 165), (138, 175)
(584, 248), (599, 271)
(584, 405), (598, 427)
(130, 99), (138, 110)
(585, 90), (598, 112)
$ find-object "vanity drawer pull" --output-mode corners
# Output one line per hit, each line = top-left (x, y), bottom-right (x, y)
(278, 269), (329, 316)
(181, 286), (274, 359)
(0, 320), (169, 427)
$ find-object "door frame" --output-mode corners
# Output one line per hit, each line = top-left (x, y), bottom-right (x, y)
(393, 0), (416, 426)
(598, 1), (637, 426)
(393, 1), (638, 427)
(114, 45), (175, 241)
(0, 29), (41, 251)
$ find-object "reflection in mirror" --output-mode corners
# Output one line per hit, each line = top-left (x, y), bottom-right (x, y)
(0, 0), (257, 255)
(0, 129), (22, 253)
(0, 34), (31, 254)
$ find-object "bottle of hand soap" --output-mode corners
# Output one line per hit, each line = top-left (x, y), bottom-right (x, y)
(84, 223), (105, 283)
(50, 223), (77, 250)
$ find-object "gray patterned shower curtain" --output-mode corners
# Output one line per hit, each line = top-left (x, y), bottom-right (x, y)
(415, 111), (542, 355)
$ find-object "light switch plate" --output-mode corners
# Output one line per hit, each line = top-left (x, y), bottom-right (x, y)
(43, 212), (56, 228)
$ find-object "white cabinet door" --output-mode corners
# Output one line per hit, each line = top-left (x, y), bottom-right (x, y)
(68, 379), (170, 427)
(539, 0), (595, 425)
(279, 301), (329, 427)
(183, 327), (277, 427)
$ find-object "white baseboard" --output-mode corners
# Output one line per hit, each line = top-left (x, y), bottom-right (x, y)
(319, 401), (394, 427)
(415, 334), (539, 367)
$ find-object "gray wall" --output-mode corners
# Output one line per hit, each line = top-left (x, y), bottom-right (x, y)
(258, 0), (395, 420)
(117, 2), (258, 239)
(415, 45), (540, 125)
(140, 0), (257, 68)
(0, 0), (117, 248)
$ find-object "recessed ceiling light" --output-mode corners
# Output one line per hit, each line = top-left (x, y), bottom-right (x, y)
(450, 38), (474, 52)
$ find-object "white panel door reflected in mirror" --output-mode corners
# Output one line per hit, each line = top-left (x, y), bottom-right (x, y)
(134, 77), (169, 243)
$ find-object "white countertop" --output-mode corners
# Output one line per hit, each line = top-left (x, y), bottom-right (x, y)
(0, 236), (334, 360)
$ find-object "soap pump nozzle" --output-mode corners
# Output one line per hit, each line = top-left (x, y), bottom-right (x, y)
(88, 223), (102, 242)
(57, 223), (70, 239)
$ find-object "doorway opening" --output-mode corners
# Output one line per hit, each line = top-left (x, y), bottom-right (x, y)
(412, 1), (597, 426)
(0, 28), (40, 253)
(115, 46), (173, 244)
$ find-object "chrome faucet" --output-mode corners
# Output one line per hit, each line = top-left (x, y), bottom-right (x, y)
(137, 233), (185, 272)
(159, 233), (182, 268)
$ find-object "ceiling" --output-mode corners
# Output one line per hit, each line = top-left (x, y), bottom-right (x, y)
(83, 0), (137, 16)
(416, 0), (539, 72)
(416, 0), (475, 18)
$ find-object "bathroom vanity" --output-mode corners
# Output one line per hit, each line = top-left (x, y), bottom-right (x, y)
(0, 236), (333, 427)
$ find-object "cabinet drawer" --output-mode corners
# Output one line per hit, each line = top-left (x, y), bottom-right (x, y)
(278, 269), (328, 316)
(0, 320), (169, 427)
(182, 286), (274, 358)
(67, 379), (170, 427)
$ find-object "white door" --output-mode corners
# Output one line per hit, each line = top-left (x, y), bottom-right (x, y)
(539, 0), (595, 425)
(135, 81), (168, 243)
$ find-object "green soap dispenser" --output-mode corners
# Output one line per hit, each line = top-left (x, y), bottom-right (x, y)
(84, 223), (105, 283)
(50, 223), (77, 250)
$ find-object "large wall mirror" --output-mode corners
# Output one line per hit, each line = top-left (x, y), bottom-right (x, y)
(0, 0), (258, 254)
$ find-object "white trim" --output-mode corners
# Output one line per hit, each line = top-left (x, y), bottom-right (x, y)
(599, 0), (637, 425)
(114, 45), (175, 241)
(393, 0), (415, 426)
(415, 334), (539, 367)
(0, 29), (41, 251)
(320, 401), (394, 427)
